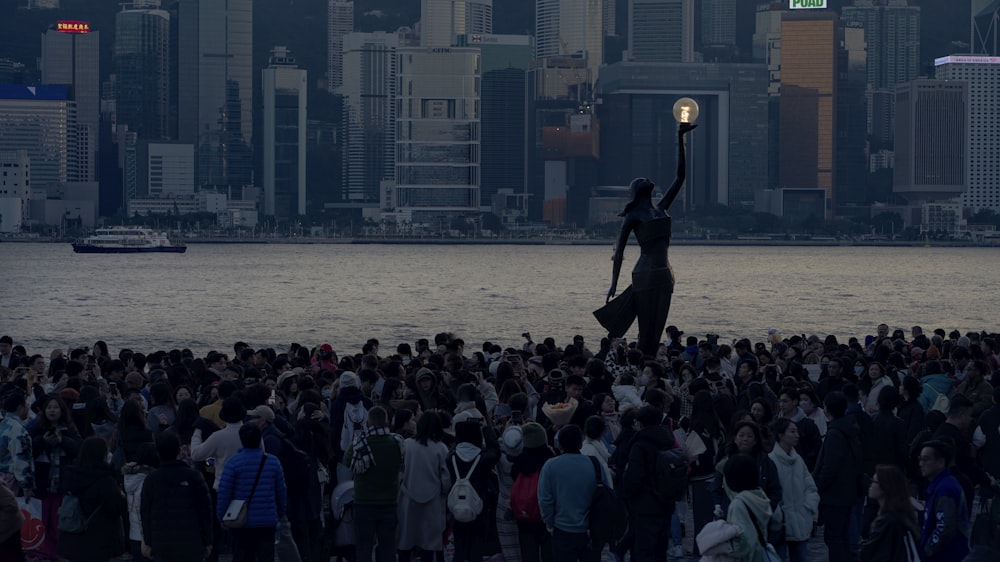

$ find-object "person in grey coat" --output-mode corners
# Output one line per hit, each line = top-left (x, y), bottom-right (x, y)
(397, 412), (451, 562)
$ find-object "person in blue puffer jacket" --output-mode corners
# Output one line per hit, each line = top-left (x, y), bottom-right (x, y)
(917, 361), (954, 413)
(217, 423), (288, 562)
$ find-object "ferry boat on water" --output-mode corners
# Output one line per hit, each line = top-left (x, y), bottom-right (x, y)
(72, 227), (187, 254)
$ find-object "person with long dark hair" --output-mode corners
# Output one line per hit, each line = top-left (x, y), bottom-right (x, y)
(860, 465), (920, 562)
(28, 395), (81, 560)
(688, 390), (725, 556)
(769, 418), (819, 562)
(111, 400), (154, 470)
(58, 436), (127, 562)
(709, 420), (782, 513)
(595, 123), (697, 357)
(397, 412), (450, 562)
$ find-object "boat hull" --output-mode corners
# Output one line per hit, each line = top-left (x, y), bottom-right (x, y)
(72, 244), (187, 254)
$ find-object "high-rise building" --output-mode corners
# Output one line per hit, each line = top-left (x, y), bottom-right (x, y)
(841, 0), (920, 151)
(779, 11), (838, 217)
(972, 0), (999, 55)
(328, 0), (353, 93)
(0, 150), (30, 232)
(934, 55), (1000, 211)
(174, 0), (253, 190)
(115, 3), (171, 141)
(598, 61), (769, 210)
(421, 0), (492, 48)
(893, 79), (968, 205)
(262, 47), (307, 218)
(341, 31), (399, 203)
(41, 22), (99, 181)
(534, 0), (603, 82)
(628, 0), (692, 63)
(535, 0), (561, 58)
(0, 85), (78, 185)
(701, 0), (736, 49)
(836, 23), (869, 208)
(458, 34), (532, 207)
(393, 47), (481, 220)
(137, 142), (195, 197)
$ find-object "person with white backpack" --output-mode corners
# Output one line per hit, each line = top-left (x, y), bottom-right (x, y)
(446, 420), (500, 562)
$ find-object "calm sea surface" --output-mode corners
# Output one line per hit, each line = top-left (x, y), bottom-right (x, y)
(1, 242), (997, 355)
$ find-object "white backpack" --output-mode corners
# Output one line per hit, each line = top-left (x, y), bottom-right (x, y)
(447, 455), (483, 523)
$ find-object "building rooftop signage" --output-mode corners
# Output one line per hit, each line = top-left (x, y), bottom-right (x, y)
(789, 0), (827, 8)
(57, 20), (91, 33)
(934, 55), (1000, 66)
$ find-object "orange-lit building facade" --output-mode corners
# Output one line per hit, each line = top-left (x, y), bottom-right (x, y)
(779, 11), (837, 218)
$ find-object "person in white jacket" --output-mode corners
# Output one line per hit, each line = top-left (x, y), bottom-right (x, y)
(769, 418), (820, 562)
(581, 416), (614, 488)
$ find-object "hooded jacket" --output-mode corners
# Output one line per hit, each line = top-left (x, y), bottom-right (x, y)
(58, 463), (127, 560)
(446, 440), (500, 527)
(768, 444), (819, 542)
(813, 415), (863, 507)
(621, 424), (675, 516)
(726, 488), (774, 562)
(329, 386), (372, 459)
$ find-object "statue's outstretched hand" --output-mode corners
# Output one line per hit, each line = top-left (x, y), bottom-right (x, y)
(679, 123), (698, 135)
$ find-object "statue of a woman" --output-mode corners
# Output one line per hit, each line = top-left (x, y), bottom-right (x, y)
(594, 123), (697, 357)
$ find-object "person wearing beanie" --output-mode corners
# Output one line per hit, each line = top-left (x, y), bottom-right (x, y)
(330, 371), (373, 482)
(190, 397), (246, 491)
(446, 420), (500, 562)
(510, 422), (555, 562)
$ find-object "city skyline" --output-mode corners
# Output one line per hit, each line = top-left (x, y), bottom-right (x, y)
(0, 0), (996, 239)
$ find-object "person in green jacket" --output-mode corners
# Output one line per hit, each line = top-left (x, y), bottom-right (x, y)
(344, 406), (404, 562)
(724, 454), (775, 562)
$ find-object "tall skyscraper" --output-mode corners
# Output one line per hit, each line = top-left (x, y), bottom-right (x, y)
(262, 47), (307, 217)
(0, 85), (78, 185)
(458, 34), (532, 206)
(893, 79), (968, 206)
(701, 0), (736, 49)
(841, 0), (920, 151)
(535, 0), (561, 58)
(779, 11), (837, 217)
(421, 0), (492, 48)
(628, 0), (692, 63)
(328, 0), (353, 93)
(115, 3), (171, 141)
(341, 31), (398, 203)
(836, 24), (869, 206)
(393, 47), (481, 219)
(175, 0), (253, 190)
(0, 151), (30, 232)
(534, 0), (603, 81)
(935, 55), (1000, 211)
(41, 22), (99, 181)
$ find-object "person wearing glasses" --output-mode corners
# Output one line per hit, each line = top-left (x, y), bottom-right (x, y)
(917, 440), (969, 562)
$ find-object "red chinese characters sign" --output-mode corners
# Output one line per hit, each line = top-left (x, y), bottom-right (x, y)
(57, 20), (91, 33)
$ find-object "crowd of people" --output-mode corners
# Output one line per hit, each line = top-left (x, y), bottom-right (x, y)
(0, 325), (999, 562)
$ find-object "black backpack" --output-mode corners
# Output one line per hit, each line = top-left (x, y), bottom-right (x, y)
(588, 456), (629, 548)
(653, 447), (688, 502)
